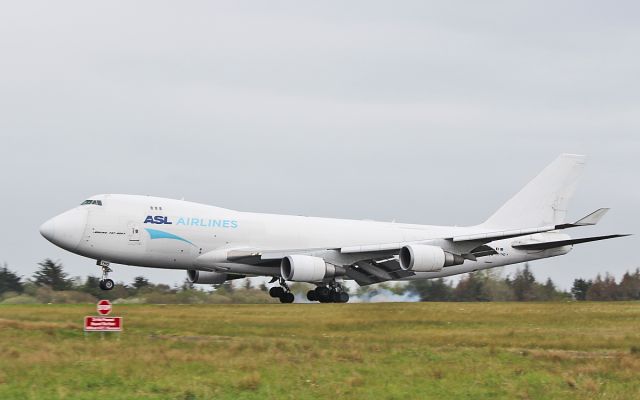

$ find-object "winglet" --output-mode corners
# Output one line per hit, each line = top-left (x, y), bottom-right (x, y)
(556, 208), (610, 229)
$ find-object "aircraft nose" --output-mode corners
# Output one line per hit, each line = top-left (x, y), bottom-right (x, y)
(39, 218), (56, 240)
(39, 208), (88, 251)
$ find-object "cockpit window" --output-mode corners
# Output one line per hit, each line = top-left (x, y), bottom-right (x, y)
(81, 200), (103, 206)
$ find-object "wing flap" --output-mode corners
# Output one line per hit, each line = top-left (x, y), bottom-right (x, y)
(512, 234), (630, 250)
(346, 260), (414, 286)
(452, 225), (556, 242)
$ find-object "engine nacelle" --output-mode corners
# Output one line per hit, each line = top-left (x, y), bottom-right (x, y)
(399, 244), (465, 272)
(280, 255), (345, 282)
(187, 270), (228, 284)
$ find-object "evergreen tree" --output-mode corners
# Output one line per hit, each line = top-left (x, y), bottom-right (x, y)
(475, 269), (514, 301)
(586, 275), (605, 300)
(571, 278), (592, 301)
(587, 274), (619, 301)
(32, 259), (72, 290)
(132, 276), (150, 290)
(540, 277), (558, 300)
(0, 263), (23, 295)
(453, 272), (488, 301)
(618, 269), (640, 300)
(510, 264), (536, 301)
(602, 274), (620, 300)
(78, 276), (103, 298)
(407, 278), (452, 301)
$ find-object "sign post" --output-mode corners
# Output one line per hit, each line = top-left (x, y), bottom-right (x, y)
(85, 300), (123, 335)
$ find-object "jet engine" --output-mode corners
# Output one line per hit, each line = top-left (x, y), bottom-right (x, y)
(187, 270), (228, 284)
(399, 244), (465, 272)
(280, 255), (345, 282)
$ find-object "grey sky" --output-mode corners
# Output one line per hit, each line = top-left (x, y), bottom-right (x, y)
(1, 1), (638, 289)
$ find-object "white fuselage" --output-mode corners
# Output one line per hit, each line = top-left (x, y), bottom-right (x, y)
(40, 194), (571, 281)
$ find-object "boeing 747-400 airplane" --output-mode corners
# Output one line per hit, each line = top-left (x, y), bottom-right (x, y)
(40, 154), (628, 303)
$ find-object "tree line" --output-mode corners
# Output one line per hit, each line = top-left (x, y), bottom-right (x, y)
(1, 259), (639, 304)
(403, 265), (640, 302)
(0, 259), (274, 304)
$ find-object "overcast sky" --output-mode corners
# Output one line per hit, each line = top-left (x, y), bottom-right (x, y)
(0, 1), (638, 290)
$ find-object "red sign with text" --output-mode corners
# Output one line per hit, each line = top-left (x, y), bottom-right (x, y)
(97, 299), (112, 315)
(84, 316), (122, 332)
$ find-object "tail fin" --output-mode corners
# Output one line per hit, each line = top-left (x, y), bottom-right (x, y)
(482, 154), (586, 229)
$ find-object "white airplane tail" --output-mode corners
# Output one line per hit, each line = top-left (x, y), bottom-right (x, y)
(482, 154), (586, 229)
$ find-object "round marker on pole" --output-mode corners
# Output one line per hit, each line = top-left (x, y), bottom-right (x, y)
(97, 299), (112, 316)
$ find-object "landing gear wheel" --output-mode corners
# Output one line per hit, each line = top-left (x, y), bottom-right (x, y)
(271, 277), (295, 303)
(98, 262), (114, 291)
(315, 286), (330, 298)
(279, 292), (295, 303)
(306, 290), (318, 302)
(269, 287), (285, 298)
(316, 287), (332, 303)
(100, 279), (114, 291)
(338, 292), (350, 303)
(311, 281), (349, 303)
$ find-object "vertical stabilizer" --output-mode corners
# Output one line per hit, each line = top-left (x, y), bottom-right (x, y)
(482, 154), (586, 229)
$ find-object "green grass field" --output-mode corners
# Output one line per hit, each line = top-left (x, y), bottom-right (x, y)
(0, 302), (639, 399)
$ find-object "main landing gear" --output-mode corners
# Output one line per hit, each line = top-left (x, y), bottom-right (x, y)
(97, 260), (114, 291)
(269, 277), (295, 303)
(269, 278), (350, 304)
(307, 282), (349, 303)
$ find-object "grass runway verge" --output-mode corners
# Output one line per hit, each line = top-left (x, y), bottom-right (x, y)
(0, 302), (639, 399)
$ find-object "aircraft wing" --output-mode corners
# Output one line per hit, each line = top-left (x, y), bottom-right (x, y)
(195, 208), (622, 285)
(196, 242), (499, 286)
(341, 244), (499, 286)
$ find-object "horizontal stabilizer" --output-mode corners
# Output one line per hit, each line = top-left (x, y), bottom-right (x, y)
(556, 208), (610, 229)
(512, 234), (630, 250)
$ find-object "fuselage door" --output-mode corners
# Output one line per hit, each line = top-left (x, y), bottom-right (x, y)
(128, 223), (142, 244)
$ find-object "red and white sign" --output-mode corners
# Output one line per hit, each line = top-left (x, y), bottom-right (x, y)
(84, 316), (122, 332)
(97, 299), (112, 315)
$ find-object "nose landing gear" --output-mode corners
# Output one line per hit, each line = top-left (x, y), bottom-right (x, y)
(268, 277), (295, 303)
(97, 260), (114, 291)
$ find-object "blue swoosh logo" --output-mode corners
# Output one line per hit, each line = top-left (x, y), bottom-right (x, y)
(144, 228), (195, 246)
